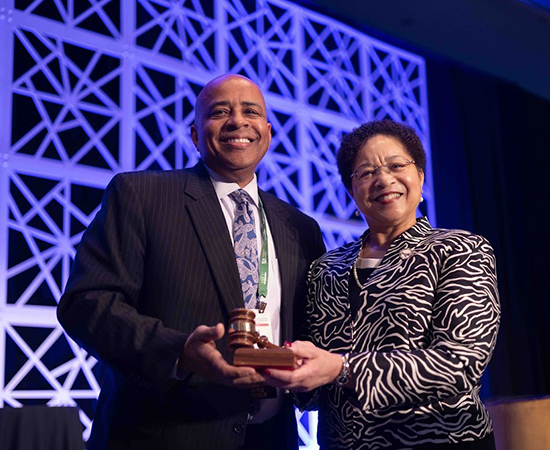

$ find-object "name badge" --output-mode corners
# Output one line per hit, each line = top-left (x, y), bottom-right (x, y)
(250, 309), (277, 400)
(251, 308), (274, 346)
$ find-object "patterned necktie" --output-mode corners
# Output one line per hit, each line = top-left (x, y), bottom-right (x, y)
(230, 189), (259, 309)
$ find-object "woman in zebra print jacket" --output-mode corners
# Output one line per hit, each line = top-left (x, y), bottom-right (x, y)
(267, 120), (500, 449)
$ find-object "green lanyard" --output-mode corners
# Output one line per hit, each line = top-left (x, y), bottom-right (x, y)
(257, 197), (269, 312)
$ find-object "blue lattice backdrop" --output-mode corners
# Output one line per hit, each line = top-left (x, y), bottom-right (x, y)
(0, 0), (432, 446)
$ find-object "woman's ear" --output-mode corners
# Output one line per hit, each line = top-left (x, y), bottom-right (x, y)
(419, 170), (425, 202)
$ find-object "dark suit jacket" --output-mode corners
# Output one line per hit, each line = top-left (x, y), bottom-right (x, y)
(57, 162), (326, 450)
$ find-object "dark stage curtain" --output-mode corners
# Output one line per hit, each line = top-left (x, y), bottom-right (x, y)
(427, 58), (550, 400)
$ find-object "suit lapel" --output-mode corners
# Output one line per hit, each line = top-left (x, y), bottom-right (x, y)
(260, 191), (299, 340)
(184, 163), (244, 316)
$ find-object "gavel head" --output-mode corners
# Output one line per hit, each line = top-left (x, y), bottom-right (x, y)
(227, 308), (257, 351)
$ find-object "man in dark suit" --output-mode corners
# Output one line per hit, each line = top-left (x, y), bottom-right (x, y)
(57, 74), (326, 449)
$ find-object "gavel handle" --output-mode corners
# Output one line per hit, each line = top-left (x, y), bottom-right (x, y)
(255, 333), (280, 349)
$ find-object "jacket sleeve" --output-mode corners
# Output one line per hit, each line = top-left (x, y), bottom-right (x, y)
(57, 173), (188, 391)
(350, 235), (500, 411)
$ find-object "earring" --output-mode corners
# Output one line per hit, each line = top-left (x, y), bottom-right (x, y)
(420, 191), (424, 202)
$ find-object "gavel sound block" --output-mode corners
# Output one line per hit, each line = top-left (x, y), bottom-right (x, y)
(228, 308), (295, 370)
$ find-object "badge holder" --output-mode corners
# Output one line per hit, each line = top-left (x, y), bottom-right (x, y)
(228, 308), (295, 370)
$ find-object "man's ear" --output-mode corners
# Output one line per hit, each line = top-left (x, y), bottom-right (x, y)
(267, 122), (272, 148)
(191, 124), (199, 147)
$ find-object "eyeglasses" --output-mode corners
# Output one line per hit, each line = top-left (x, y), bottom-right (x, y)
(350, 158), (416, 183)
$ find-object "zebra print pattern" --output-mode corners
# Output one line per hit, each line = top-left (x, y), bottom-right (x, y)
(303, 217), (500, 449)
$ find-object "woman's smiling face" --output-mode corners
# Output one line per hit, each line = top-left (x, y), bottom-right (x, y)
(349, 134), (424, 233)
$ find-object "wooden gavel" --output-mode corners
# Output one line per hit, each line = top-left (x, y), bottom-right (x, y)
(227, 308), (279, 351)
(227, 308), (295, 369)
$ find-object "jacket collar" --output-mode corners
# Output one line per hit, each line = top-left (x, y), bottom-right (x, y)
(359, 216), (432, 248)
(356, 216), (433, 266)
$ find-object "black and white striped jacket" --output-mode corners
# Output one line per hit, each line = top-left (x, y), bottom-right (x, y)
(303, 217), (500, 449)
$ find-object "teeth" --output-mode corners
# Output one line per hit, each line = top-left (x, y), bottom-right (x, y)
(378, 193), (401, 201)
(226, 138), (251, 143)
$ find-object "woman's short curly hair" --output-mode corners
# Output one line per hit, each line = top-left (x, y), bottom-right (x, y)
(336, 119), (426, 190)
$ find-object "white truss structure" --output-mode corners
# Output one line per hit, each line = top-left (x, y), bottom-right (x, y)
(0, 0), (432, 445)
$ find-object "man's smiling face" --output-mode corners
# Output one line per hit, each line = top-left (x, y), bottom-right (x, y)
(191, 75), (272, 187)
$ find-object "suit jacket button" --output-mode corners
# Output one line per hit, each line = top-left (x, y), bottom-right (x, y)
(233, 423), (245, 434)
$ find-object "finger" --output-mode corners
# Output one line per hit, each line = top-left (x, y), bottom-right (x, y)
(264, 377), (301, 390)
(209, 353), (258, 379)
(264, 368), (295, 380)
(263, 368), (300, 389)
(284, 340), (317, 358)
(220, 366), (266, 388)
(232, 372), (268, 386)
(264, 364), (320, 391)
(192, 323), (225, 343)
(216, 360), (256, 378)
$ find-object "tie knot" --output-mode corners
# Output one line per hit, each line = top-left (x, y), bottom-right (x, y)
(229, 189), (251, 206)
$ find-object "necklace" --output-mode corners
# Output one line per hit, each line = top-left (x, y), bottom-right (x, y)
(352, 255), (367, 290)
(353, 236), (368, 290)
